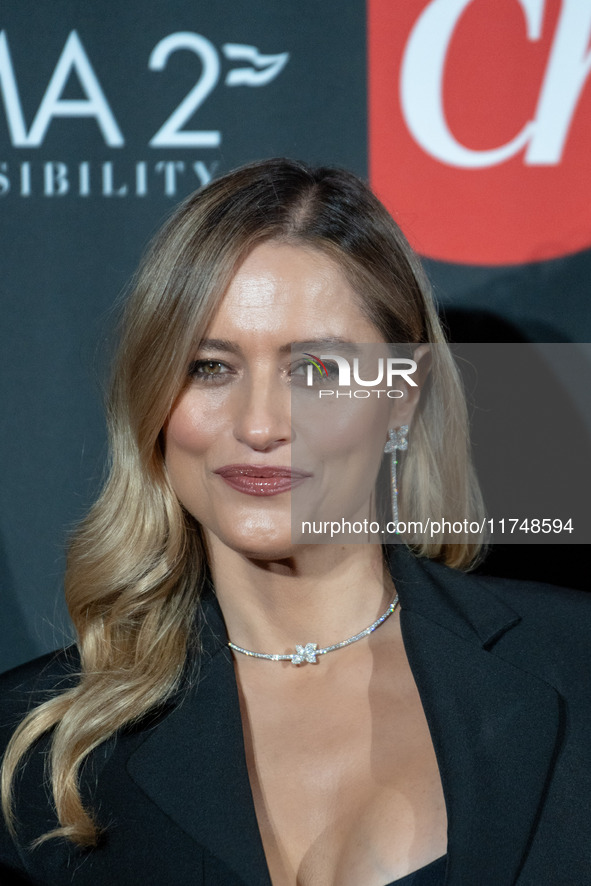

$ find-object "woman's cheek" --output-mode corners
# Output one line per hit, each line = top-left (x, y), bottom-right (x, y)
(297, 398), (389, 458)
(165, 389), (229, 453)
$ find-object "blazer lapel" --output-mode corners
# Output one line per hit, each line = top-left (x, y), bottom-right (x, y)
(126, 551), (563, 886)
(393, 549), (563, 886)
(126, 590), (272, 886)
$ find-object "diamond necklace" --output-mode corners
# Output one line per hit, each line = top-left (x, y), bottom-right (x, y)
(228, 594), (399, 666)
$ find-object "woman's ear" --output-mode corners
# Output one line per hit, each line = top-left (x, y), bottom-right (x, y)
(387, 344), (431, 429)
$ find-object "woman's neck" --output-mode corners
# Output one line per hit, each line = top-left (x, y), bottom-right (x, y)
(206, 540), (394, 654)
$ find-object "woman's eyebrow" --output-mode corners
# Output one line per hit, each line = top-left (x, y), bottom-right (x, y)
(195, 338), (242, 354)
(281, 339), (362, 355)
(195, 338), (363, 356)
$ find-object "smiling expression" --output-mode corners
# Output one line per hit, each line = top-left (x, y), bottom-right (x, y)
(163, 241), (415, 559)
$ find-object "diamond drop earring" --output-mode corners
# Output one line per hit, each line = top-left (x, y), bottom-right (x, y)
(384, 426), (409, 528)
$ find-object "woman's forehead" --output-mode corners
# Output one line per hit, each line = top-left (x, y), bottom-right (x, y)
(226, 241), (350, 300)
(201, 241), (383, 343)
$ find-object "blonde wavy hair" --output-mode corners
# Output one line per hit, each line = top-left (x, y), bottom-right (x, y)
(1, 158), (484, 847)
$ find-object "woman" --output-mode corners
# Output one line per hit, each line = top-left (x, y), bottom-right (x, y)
(1, 159), (590, 886)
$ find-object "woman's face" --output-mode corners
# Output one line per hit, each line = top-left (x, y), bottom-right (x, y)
(164, 241), (417, 559)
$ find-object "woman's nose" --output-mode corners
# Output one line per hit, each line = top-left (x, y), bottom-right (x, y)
(232, 375), (291, 452)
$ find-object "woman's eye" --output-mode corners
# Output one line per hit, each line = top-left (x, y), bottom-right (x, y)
(290, 361), (307, 378)
(322, 361), (340, 379)
(188, 359), (232, 382)
(290, 359), (339, 386)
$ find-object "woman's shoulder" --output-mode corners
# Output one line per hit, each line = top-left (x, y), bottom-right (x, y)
(419, 552), (591, 621)
(0, 650), (79, 882)
(467, 567), (591, 624)
(418, 555), (591, 683)
(0, 646), (80, 692)
(0, 647), (80, 742)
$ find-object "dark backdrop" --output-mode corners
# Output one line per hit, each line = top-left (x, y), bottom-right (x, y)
(1, 0), (589, 672)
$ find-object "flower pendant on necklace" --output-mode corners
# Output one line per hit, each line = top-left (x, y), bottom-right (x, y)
(291, 643), (318, 665)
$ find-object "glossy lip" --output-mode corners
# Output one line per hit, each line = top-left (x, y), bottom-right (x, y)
(214, 464), (312, 497)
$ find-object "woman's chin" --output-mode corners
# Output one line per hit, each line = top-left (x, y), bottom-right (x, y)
(231, 531), (300, 561)
(208, 513), (300, 561)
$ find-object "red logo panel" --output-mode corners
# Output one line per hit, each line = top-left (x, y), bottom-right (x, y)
(369, 0), (591, 265)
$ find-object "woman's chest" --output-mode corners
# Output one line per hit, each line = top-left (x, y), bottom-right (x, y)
(236, 655), (447, 886)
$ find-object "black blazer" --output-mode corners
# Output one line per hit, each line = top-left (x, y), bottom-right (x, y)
(1, 547), (591, 886)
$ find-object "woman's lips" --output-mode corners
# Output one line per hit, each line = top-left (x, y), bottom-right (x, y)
(214, 464), (311, 496)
